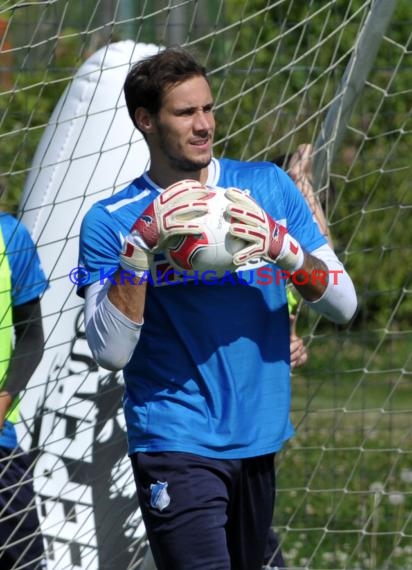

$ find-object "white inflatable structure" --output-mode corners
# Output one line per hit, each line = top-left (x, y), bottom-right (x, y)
(18, 40), (158, 570)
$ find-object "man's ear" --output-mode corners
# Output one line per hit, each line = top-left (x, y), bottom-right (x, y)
(134, 107), (154, 134)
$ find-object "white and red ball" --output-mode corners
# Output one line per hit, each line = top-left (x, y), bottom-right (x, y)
(165, 188), (245, 276)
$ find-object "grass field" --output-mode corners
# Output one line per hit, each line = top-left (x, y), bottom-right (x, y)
(274, 330), (412, 569)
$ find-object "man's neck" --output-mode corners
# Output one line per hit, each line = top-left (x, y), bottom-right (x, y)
(147, 164), (210, 189)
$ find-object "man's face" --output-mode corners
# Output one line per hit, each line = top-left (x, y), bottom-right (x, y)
(149, 75), (215, 175)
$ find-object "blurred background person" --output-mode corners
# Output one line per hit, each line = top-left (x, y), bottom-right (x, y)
(0, 181), (48, 570)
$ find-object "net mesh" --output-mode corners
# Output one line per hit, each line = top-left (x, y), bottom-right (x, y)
(0, 1), (410, 569)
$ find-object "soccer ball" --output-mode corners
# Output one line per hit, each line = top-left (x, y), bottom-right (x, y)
(165, 188), (245, 276)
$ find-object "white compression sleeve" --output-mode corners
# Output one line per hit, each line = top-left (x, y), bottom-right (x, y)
(300, 244), (357, 324)
(84, 280), (143, 371)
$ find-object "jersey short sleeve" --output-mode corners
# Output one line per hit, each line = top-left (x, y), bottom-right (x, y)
(78, 202), (124, 295)
(77, 179), (160, 297)
(0, 213), (48, 306)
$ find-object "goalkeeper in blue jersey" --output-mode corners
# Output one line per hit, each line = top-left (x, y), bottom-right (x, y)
(0, 209), (48, 569)
(78, 47), (357, 570)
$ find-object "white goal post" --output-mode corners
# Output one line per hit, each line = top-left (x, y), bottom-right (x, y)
(0, 2), (410, 570)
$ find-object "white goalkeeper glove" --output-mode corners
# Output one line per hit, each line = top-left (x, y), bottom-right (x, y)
(225, 187), (305, 271)
(120, 179), (210, 275)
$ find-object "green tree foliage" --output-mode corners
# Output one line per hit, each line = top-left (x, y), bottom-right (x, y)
(0, 1), (410, 331)
(207, 0), (412, 331)
(0, 25), (86, 209)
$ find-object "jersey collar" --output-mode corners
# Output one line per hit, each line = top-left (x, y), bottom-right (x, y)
(142, 157), (220, 191)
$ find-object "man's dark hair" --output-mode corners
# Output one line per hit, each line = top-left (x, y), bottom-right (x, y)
(271, 154), (289, 170)
(124, 46), (208, 129)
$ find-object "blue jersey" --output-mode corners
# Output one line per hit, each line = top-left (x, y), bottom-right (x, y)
(0, 213), (48, 449)
(78, 158), (326, 459)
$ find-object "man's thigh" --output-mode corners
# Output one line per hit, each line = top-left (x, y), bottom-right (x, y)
(131, 451), (240, 570)
(131, 451), (275, 570)
(227, 454), (276, 570)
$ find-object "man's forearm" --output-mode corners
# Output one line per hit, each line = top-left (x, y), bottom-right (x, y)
(4, 300), (44, 398)
(291, 244), (357, 324)
(107, 271), (147, 322)
(292, 251), (329, 301)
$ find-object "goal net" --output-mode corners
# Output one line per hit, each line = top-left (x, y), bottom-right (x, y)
(0, 1), (410, 569)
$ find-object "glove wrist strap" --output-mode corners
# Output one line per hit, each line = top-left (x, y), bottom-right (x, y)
(119, 239), (152, 276)
(275, 233), (305, 272)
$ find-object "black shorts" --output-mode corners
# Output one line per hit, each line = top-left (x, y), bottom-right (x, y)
(263, 526), (286, 567)
(131, 451), (276, 570)
(0, 446), (46, 570)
